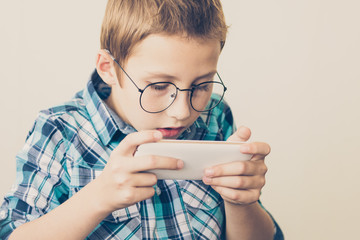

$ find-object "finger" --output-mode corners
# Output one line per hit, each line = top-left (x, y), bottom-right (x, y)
(117, 186), (156, 205)
(131, 155), (184, 172)
(204, 160), (267, 177)
(135, 187), (156, 202)
(227, 126), (251, 142)
(114, 130), (163, 156)
(203, 175), (266, 190)
(211, 186), (260, 205)
(239, 142), (271, 157)
(114, 172), (158, 187)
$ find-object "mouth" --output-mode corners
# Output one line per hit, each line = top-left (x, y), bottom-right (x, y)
(156, 127), (185, 138)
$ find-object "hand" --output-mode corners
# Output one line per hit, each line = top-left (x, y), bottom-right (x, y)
(94, 130), (183, 213)
(202, 126), (270, 205)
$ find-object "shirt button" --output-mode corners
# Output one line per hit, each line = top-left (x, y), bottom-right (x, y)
(155, 186), (161, 195)
(112, 210), (121, 218)
(0, 210), (8, 220)
(205, 197), (212, 205)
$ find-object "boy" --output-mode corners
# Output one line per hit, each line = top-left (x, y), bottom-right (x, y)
(0, 0), (283, 239)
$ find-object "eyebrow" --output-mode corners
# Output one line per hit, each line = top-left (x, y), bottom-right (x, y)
(143, 71), (217, 82)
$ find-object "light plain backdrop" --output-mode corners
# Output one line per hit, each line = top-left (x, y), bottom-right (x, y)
(1, 1), (359, 239)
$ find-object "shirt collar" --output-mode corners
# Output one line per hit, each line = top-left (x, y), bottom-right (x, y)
(82, 70), (136, 146)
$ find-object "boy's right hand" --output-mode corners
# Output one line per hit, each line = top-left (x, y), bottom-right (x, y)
(93, 130), (183, 214)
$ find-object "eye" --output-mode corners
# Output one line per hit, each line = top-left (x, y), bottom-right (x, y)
(150, 83), (171, 91)
(194, 82), (212, 92)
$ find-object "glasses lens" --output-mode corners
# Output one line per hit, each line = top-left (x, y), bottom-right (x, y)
(191, 81), (225, 112)
(140, 82), (177, 113)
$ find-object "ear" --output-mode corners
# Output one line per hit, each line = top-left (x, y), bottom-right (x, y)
(96, 49), (118, 86)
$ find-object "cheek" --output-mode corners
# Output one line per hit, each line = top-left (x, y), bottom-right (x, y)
(129, 112), (161, 131)
(190, 111), (201, 122)
(120, 87), (141, 111)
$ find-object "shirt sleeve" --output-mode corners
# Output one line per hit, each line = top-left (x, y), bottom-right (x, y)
(0, 111), (71, 239)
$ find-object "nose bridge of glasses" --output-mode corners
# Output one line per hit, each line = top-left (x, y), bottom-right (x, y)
(176, 87), (194, 100)
(174, 87), (193, 101)
(170, 86), (193, 106)
(177, 87), (193, 92)
(167, 87), (192, 117)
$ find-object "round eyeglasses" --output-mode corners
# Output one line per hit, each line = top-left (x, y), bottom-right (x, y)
(105, 50), (227, 113)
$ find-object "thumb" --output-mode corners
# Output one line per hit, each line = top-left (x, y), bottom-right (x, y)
(227, 126), (251, 142)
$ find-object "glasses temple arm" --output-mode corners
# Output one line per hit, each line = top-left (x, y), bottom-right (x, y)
(216, 72), (227, 92)
(104, 49), (143, 93)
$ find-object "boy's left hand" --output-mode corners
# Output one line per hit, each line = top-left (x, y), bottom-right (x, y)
(202, 126), (270, 205)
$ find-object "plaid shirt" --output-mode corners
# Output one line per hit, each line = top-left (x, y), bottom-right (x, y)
(0, 71), (283, 239)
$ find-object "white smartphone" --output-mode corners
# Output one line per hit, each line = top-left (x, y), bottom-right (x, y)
(135, 140), (252, 180)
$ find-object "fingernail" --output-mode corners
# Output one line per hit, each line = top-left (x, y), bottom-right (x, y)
(153, 131), (162, 140)
(177, 160), (184, 169)
(205, 168), (214, 177)
(203, 177), (212, 184)
(240, 145), (250, 153)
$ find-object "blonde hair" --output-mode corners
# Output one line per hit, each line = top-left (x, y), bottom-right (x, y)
(100, 0), (228, 66)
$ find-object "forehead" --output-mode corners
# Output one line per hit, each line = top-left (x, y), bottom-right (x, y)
(124, 34), (221, 78)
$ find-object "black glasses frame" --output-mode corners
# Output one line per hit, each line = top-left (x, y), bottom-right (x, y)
(105, 49), (227, 113)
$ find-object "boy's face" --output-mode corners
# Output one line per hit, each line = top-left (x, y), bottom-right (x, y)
(102, 34), (221, 139)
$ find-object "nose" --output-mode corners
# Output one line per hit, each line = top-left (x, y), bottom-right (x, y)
(165, 90), (192, 120)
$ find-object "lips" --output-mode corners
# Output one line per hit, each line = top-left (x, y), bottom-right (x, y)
(156, 127), (185, 138)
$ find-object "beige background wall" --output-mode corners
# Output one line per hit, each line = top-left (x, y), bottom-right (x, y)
(1, 1), (359, 239)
